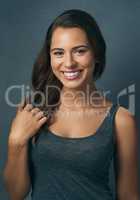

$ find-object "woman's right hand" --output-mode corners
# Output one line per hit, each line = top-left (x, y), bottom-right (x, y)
(8, 98), (48, 146)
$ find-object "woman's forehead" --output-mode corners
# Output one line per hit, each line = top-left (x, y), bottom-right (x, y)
(51, 27), (89, 48)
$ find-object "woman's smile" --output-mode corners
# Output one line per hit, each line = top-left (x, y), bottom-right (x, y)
(61, 69), (83, 80)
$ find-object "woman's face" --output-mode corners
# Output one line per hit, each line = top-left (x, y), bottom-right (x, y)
(50, 27), (96, 89)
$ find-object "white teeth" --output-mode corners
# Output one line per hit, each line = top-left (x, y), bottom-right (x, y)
(63, 71), (80, 78)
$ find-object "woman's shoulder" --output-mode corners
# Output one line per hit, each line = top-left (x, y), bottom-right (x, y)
(114, 105), (137, 141)
(115, 105), (135, 126)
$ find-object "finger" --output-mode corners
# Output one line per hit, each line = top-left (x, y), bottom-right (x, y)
(38, 116), (48, 126)
(31, 107), (41, 115)
(24, 103), (34, 112)
(35, 111), (45, 120)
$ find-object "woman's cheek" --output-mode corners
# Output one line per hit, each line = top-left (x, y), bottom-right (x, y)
(51, 58), (63, 68)
(51, 59), (63, 77)
(80, 57), (94, 67)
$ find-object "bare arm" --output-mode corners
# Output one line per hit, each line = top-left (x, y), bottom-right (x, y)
(3, 98), (48, 200)
(3, 139), (31, 200)
(114, 107), (140, 200)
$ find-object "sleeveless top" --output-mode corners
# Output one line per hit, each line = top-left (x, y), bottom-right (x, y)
(28, 103), (119, 200)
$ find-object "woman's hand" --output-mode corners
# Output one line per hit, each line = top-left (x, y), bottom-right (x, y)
(8, 98), (48, 146)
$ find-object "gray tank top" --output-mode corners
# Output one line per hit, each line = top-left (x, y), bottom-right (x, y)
(28, 103), (119, 200)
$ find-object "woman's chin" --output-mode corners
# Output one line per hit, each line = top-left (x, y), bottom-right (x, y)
(61, 79), (87, 90)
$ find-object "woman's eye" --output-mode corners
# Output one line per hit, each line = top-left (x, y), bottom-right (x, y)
(53, 51), (64, 56)
(76, 49), (87, 55)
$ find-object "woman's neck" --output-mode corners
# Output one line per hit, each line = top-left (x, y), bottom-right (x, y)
(59, 83), (104, 111)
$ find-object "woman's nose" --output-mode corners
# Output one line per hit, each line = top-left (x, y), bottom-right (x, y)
(64, 53), (75, 67)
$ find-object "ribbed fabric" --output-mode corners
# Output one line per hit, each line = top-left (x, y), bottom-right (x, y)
(28, 103), (119, 200)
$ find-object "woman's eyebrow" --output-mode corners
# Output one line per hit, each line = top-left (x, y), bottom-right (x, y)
(50, 48), (64, 52)
(50, 45), (90, 52)
(72, 45), (90, 50)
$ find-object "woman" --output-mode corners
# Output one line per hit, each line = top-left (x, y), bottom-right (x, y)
(3, 9), (139, 200)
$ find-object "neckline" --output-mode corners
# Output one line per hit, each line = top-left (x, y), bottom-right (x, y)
(46, 103), (115, 141)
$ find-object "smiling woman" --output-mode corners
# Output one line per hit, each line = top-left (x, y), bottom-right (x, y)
(50, 27), (95, 87)
(3, 9), (139, 200)
(31, 9), (106, 113)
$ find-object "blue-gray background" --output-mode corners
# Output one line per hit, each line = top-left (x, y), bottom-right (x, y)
(0, 0), (140, 199)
